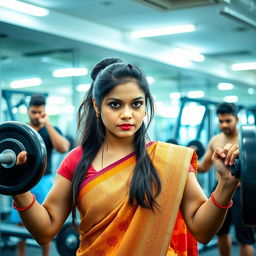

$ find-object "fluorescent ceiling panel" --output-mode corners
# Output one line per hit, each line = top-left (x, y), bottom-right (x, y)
(0, 0), (49, 16)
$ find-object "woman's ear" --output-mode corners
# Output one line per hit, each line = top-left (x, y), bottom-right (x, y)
(92, 98), (100, 116)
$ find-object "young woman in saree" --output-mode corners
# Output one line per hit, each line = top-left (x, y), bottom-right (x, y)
(13, 57), (239, 256)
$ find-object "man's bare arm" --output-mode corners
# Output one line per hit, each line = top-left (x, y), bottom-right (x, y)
(197, 139), (214, 173)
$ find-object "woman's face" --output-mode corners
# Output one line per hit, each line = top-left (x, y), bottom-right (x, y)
(95, 81), (146, 140)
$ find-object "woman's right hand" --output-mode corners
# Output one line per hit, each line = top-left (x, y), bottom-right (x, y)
(16, 151), (27, 165)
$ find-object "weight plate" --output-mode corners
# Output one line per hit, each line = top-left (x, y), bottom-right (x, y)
(0, 121), (47, 195)
(56, 223), (79, 256)
(239, 125), (256, 226)
(187, 140), (205, 159)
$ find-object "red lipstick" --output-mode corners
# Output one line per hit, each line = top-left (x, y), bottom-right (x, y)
(119, 123), (133, 130)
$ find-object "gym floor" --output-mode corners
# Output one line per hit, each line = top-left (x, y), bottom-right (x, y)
(200, 244), (253, 256)
(1, 239), (256, 256)
(1, 244), (59, 256)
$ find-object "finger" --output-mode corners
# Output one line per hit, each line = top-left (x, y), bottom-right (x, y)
(224, 144), (238, 165)
(221, 143), (234, 165)
(16, 151), (27, 165)
(222, 143), (232, 155)
(211, 147), (224, 163)
(214, 146), (226, 159)
(227, 145), (239, 165)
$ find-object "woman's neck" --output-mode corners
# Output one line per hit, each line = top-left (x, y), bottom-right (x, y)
(103, 138), (134, 153)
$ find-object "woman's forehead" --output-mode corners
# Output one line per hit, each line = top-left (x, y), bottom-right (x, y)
(106, 82), (145, 99)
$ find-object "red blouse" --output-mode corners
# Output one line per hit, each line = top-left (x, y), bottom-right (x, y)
(57, 146), (195, 182)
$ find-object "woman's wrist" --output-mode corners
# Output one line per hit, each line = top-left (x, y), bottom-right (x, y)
(217, 177), (239, 191)
(211, 182), (237, 208)
(13, 192), (35, 210)
(210, 192), (233, 209)
(13, 193), (36, 211)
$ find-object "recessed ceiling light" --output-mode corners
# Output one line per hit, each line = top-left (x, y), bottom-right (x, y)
(248, 88), (255, 95)
(169, 92), (181, 100)
(76, 84), (91, 92)
(52, 68), (88, 77)
(131, 24), (196, 38)
(47, 96), (66, 105)
(231, 62), (256, 71)
(0, 0), (49, 17)
(217, 82), (234, 90)
(171, 48), (205, 62)
(10, 78), (42, 88)
(187, 90), (205, 98)
(224, 96), (238, 102)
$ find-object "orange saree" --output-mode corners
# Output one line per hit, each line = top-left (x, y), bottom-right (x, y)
(76, 141), (198, 256)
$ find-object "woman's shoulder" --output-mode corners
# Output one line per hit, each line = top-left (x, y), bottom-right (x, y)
(57, 146), (83, 181)
(65, 146), (83, 167)
(68, 146), (83, 157)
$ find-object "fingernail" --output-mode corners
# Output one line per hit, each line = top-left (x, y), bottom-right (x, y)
(221, 153), (225, 158)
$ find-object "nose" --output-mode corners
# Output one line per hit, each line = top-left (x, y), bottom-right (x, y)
(34, 113), (41, 118)
(120, 106), (132, 119)
(220, 122), (229, 129)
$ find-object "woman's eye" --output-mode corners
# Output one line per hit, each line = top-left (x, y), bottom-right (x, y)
(109, 102), (121, 108)
(132, 101), (143, 108)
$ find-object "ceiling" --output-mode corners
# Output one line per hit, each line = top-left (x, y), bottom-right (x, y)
(0, 0), (256, 111)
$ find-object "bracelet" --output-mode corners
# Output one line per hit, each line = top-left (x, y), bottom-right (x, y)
(210, 192), (233, 209)
(12, 193), (36, 211)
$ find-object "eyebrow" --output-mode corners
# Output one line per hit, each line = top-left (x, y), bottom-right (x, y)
(106, 96), (144, 101)
(219, 119), (232, 122)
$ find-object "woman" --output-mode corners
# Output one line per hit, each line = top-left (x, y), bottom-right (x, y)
(13, 57), (239, 256)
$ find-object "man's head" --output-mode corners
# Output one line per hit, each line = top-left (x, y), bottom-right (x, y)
(216, 102), (238, 135)
(28, 94), (46, 127)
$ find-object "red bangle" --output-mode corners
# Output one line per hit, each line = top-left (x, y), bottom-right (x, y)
(12, 194), (36, 211)
(210, 192), (233, 209)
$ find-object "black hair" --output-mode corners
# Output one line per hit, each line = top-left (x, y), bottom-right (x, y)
(216, 102), (237, 117)
(29, 94), (46, 107)
(71, 57), (161, 223)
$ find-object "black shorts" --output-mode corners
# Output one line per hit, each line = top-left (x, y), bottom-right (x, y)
(214, 187), (255, 245)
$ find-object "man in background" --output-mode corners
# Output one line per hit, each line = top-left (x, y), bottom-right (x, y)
(10, 94), (70, 256)
(198, 102), (254, 256)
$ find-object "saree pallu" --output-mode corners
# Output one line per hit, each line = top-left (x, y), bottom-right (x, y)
(76, 141), (198, 256)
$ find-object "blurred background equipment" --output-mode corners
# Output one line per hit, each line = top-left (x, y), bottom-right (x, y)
(1, 0), (256, 254)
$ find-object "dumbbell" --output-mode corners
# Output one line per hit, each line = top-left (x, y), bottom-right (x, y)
(56, 223), (80, 256)
(167, 126), (256, 226)
(166, 138), (205, 159)
(230, 125), (256, 226)
(0, 121), (47, 195)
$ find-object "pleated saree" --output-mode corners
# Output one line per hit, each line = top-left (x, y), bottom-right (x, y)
(58, 141), (198, 256)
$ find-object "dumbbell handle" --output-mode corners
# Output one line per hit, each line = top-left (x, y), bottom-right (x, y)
(0, 149), (17, 168)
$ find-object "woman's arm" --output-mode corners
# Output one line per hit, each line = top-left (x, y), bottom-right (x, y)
(180, 143), (239, 244)
(12, 174), (72, 245)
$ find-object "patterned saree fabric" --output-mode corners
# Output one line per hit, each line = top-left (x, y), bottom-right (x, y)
(59, 141), (198, 256)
